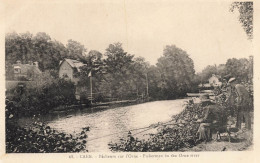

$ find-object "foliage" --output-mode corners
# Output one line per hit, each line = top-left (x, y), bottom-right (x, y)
(6, 31), (198, 101)
(5, 32), (87, 73)
(66, 39), (87, 60)
(198, 56), (253, 84)
(224, 57), (252, 83)
(156, 45), (196, 99)
(6, 74), (77, 116)
(230, 2), (253, 40)
(6, 100), (88, 153)
(99, 43), (135, 99)
(199, 65), (218, 83)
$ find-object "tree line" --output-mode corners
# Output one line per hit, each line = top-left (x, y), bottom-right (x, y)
(5, 31), (253, 102)
(197, 56), (253, 84)
(6, 32), (197, 101)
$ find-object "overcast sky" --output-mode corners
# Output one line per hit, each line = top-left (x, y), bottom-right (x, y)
(5, 0), (252, 72)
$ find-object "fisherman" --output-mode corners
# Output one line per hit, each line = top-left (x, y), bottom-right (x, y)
(196, 94), (215, 142)
(227, 78), (251, 130)
(196, 94), (229, 142)
(224, 78), (237, 116)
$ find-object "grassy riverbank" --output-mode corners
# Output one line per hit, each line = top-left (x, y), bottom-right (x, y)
(108, 100), (253, 152)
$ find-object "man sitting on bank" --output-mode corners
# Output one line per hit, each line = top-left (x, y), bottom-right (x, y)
(196, 94), (228, 143)
(196, 94), (215, 143)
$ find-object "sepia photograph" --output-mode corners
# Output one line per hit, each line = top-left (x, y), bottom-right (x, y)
(2, 0), (257, 158)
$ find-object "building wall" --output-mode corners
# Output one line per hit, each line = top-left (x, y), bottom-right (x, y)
(59, 61), (74, 80)
(209, 76), (219, 85)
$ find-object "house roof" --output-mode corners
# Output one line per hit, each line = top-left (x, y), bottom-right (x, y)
(61, 58), (87, 72)
(13, 63), (41, 75)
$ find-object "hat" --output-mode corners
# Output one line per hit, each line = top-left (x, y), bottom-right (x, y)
(228, 77), (236, 83)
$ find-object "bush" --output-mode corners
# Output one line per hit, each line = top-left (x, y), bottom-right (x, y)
(6, 119), (88, 153)
(6, 98), (89, 153)
(6, 76), (77, 116)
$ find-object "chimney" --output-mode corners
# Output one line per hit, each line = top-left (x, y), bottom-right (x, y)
(33, 61), (39, 68)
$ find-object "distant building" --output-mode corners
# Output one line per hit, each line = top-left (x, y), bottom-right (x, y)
(58, 58), (87, 84)
(208, 74), (222, 86)
(13, 60), (41, 80)
(198, 74), (222, 89)
(59, 59), (87, 100)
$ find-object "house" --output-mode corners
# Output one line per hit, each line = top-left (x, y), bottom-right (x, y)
(208, 74), (222, 86)
(12, 60), (41, 80)
(198, 74), (222, 89)
(58, 58), (87, 84)
(59, 59), (87, 100)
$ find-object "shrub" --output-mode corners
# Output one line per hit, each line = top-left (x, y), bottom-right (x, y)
(6, 119), (88, 153)
(6, 74), (77, 116)
(6, 99), (89, 153)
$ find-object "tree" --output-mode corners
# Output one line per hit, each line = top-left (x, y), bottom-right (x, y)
(199, 65), (218, 83)
(5, 32), (34, 64)
(77, 50), (104, 98)
(146, 65), (162, 100)
(224, 58), (250, 82)
(131, 57), (150, 97)
(230, 2), (253, 40)
(66, 39), (87, 61)
(156, 45), (195, 99)
(102, 43), (135, 99)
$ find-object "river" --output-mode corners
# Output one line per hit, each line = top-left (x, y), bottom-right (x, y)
(18, 99), (187, 152)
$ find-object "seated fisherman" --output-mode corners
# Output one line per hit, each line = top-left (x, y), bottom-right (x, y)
(196, 94), (215, 142)
(196, 94), (227, 142)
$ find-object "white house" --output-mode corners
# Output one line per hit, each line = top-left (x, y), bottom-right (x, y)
(59, 58), (87, 84)
(59, 59), (88, 100)
(208, 74), (222, 86)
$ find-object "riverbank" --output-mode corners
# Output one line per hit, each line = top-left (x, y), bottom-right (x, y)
(6, 118), (89, 153)
(50, 99), (141, 114)
(5, 99), (89, 153)
(108, 100), (253, 152)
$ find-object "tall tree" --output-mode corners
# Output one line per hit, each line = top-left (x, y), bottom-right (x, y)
(102, 42), (135, 99)
(131, 57), (150, 97)
(156, 45), (195, 99)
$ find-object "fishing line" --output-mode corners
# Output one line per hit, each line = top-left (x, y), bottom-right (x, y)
(86, 120), (175, 142)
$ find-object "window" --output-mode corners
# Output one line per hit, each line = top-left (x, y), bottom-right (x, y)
(63, 74), (68, 78)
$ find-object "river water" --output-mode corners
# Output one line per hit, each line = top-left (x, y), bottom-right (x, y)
(18, 99), (187, 152)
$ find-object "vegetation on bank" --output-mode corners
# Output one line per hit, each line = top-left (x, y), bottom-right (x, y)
(6, 74), (78, 116)
(6, 100), (89, 153)
(109, 101), (209, 151)
(108, 85), (253, 152)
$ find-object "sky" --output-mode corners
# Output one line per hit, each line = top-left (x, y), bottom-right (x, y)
(4, 0), (253, 72)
